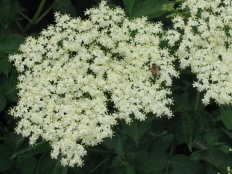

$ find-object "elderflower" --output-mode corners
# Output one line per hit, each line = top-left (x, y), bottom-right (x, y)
(172, 0), (232, 105)
(9, 1), (178, 167)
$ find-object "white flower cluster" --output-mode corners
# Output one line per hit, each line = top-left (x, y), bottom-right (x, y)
(9, 1), (178, 167)
(173, 0), (232, 105)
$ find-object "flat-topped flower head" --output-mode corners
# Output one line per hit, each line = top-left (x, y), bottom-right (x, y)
(9, 1), (178, 167)
(173, 0), (232, 105)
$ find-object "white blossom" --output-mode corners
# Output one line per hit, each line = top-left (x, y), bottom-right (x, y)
(173, 0), (232, 105)
(9, 1), (178, 167)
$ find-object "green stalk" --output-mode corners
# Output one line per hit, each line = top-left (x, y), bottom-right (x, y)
(165, 142), (176, 174)
(22, 0), (47, 32)
(19, 12), (32, 22)
(35, 4), (54, 24)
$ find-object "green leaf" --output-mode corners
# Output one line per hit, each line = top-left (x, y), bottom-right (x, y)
(173, 93), (189, 112)
(111, 136), (128, 168)
(178, 110), (211, 151)
(5, 70), (18, 102)
(36, 151), (56, 174)
(36, 151), (68, 174)
(16, 156), (37, 174)
(3, 132), (25, 150)
(0, 0), (23, 28)
(11, 141), (50, 158)
(52, 161), (68, 174)
(102, 137), (117, 150)
(122, 119), (151, 145)
(137, 152), (169, 173)
(122, 0), (136, 16)
(0, 144), (13, 172)
(220, 106), (232, 129)
(53, 0), (76, 17)
(149, 134), (173, 153)
(0, 57), (13, 76)
(170, 155), (204, 174)
(125, 165), (136, 174)
(0, 76), (9, 93)
(0, 35), (25, 53)
(0, 92), (7, 112)
(0, 70), (18, 102)
(128, 0), (171, 19)
(191, 148), (232, 173)
(115, 136), (126, 159)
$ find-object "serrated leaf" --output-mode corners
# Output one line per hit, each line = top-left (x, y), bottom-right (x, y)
(191, 148), (232, 173)
(170, 155), (204, 174)
(52, 162), (68, 174)
(3, 132), (25, 149)
(0, 57), (13, 76)
(122, 0), (136, 16)
(149, 135), (173, 153)
(16, 156), (37, 174)
(11, 141), (50, 158)
(116, 136), (126, 159)
(36, 151), (56, 174)
(53, 0), (76, 17)
(137, 152), (169, 173)
(123, 119), (151, 145)
(129, 0), (170, 19)
(220, 106), (232, 129)
(102, 137), (117, 150)
(178, 110), (210, 151)
(36, 151), (68, 174)
(0, 144), (13, 172)
(0, 35), (25, 53)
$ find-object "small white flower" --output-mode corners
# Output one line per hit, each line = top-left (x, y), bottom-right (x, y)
(173, 0), (232, 105)
(9, 0), (178, 167)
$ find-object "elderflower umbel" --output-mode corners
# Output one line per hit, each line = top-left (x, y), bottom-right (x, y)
(9, 1), (178, 167)
(173, 0), (232, 105)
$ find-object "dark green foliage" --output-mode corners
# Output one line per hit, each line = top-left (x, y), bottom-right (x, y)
(123, 0), (172, 19)
(0, 0), (23, 30)
(220, 106), (232, 129)
(36, 151), (68, 174)
(0, 144), (13, 172)
(11, 141), (50, 159)
(0, 35), (25, 53)
(53, 0), (76, 17)
(0, 0), (232, 173)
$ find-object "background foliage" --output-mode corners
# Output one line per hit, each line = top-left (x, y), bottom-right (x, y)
(0, 0), (232, 173)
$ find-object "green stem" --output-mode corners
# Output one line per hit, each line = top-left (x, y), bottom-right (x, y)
(35, 4), (54, 24)
(22, 0), (47, 32)
(19, 12), (32, 22)
(165, 142), (175, 174)
(102, 159), (108, 174)
(165, 161), (171, 174)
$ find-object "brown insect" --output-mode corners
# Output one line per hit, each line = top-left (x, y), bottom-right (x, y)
(151, 64), (160, 78)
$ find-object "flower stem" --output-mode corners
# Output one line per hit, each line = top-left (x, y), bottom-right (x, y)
(22, 0), (47, 33)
